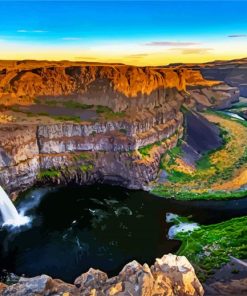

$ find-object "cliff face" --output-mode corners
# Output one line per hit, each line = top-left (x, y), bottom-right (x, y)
(0, 61), (240, 195)
(168, 57), (247, 97)
(0, 254), (204, 296)
(0, 61), (220, 111)
(0, 116), (183, 195)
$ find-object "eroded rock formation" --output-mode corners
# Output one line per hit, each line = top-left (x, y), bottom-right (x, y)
(0, 61), (240, 195)
(168, 57), (247, 97)
(0, 60), (235, 112)
(0, 254), (204, 296)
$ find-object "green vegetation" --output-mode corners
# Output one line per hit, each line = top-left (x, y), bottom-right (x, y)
(80, 163), (94, 172)
(175, 216), (247, 280)
(160, 144), (182, 168)
(196, 154), (212, 170)
(230, 101), (247, 109)
(96, 105), (125, 120)
(38, 169), (61, 179)
(8, 100), (128, 122)
(9, 105), (82, 122)
(180, 104), (190, 113)
(138, 144), (154, 157)
(138, 140), (163, 157)
(52, 115), (81, 123)
(96, 105), (112, 113)
(62, 100), (93, 109)
(37, 112), (49, 116)
(152, 185), (247, 200)
(72, 152), (93, 161)
(34, 98), (59, 106)
(153, 111), (247, 200)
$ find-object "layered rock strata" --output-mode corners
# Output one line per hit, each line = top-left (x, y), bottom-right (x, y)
(0, 61), (240, 195)
(167, 57), (247, 97)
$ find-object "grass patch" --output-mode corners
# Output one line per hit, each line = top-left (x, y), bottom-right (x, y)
(72, 152), (93, 161)
(52, 115), (81, 123)
(230, 102), (247, 109)
(155, 111), (247, 199)
(196, 154), (212, 170)
(96, 105), (125, 120)
(165, 144), (182, 166)
(62, 100), (93, 109)
(34, 98), (59, 106)
(38, 169), (61, 179)
(175, 216), (247, 280)
(138, 140), (163, 157)
(151, 185), (247, 200)
(37, 112), (49, 116)
(80, 163), (94, 172)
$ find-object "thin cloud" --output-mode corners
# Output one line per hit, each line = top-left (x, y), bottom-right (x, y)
(17, 29), (47, 33)
(145, 41), (200, 47)
(228, 34), (247, 38)
(62, 37), (82, 40)
(170, 47), (213, 55)
(33, 30), (47, 33)
(17, 29), (28, 33)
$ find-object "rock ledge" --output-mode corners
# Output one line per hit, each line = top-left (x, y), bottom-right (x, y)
(0, 254), (204, 296)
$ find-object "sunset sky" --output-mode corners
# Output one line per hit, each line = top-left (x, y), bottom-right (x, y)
(0, 1), (247, 65)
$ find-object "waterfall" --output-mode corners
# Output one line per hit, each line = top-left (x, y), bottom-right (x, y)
(0, 186), (29, 227)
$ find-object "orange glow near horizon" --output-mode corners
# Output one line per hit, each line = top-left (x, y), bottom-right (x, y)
(0, 40), (247, 66)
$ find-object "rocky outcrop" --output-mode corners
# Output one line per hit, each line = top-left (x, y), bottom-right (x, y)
(199, 58), (247, 98)
(188, 84), (239, 110)
(0, 254), (204, 296)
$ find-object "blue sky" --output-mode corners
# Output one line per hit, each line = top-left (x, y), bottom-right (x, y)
(0, 1), (247, 64)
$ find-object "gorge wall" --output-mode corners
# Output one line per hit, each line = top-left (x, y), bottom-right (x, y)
(168, 57), (247, 97)
(0, 61), (240, 196)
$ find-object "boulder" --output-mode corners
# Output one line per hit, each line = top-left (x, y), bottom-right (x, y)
(0, 254), (204, 296)
(1, 275), (77, 296)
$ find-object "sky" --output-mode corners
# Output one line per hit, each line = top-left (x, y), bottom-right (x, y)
(0, 1), (247, 65)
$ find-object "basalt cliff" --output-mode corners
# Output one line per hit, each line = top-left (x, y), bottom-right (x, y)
(167, 57), (247, 97)
(0, 60), (240, 196)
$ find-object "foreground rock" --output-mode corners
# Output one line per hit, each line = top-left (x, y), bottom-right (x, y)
(0, 254), (204, 296)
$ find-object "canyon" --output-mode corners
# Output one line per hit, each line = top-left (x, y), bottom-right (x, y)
(0, 59), (246, 296)
(0, 60), (240, 196)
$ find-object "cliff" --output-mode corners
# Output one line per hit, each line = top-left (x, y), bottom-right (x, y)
(0, 61), (240, 195)
(168, 57), (247, 97)
(0, 254), (204, 296)
(0, 60), (220, 111)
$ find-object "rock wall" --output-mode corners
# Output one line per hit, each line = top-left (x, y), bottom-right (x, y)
(167, 57), (247, 97)
(0, 61), (240, 196)
(0, 117), (182, 195)
(0, 61), (219, 112)
(0, 254), (204, 296)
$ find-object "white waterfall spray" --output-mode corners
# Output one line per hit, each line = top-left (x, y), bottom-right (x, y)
(0, 186), (30, 227)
